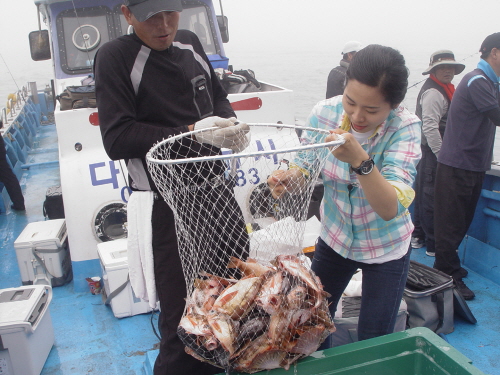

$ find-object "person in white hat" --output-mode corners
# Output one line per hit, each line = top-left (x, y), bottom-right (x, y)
(326, 41), (363, 98)
(411, 50), (465, 257)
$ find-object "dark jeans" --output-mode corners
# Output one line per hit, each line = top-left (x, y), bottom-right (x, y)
(0, 136), (24, 209)
(311, 237), (411, 344)
(417, 144), (438, 253)
(434, 163), (484, 279)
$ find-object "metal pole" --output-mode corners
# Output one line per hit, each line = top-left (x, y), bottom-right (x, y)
(1, 108), (7, 126)
(29, 82), (39, 104)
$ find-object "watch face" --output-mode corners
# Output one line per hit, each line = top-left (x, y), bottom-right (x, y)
(360, 160), (374, 174)
(353, 159), (374, 175)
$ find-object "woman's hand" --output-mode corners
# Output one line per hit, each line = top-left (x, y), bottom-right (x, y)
(326, 129), (370, 168)
(327, 130), (398, 220)
(267, 168), (307, 199)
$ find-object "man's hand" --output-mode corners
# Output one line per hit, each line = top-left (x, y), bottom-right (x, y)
(194, 116), (250, 152)
(267, 169), (307, 199)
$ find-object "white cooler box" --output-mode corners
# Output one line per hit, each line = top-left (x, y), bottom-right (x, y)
(14, 219), (72, 287)
(0, 285), (54, 375)
(97, 239), (156, 318)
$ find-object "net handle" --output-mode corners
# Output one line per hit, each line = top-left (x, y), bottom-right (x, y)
(146, 123), (345, 166)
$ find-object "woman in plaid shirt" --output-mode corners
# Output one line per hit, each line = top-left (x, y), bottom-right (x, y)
(269, 44), (421, 345)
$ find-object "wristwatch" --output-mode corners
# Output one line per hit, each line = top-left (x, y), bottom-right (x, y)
(351, 158), (375, 175)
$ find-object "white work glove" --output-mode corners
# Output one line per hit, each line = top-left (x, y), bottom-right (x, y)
(194, 116), (250, 153)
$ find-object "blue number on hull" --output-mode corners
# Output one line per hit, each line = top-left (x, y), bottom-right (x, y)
(216, 139), (280, 187)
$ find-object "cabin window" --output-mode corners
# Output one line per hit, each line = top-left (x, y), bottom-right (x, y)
(179, 5), (218, 55)
(55, 2), (221, 76)
(56, 6), (115, 75)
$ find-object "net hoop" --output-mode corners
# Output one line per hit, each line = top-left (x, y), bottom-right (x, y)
(146, 123), (345, 165)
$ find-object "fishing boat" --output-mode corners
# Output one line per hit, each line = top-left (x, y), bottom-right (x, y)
(0, 0), (498, 374)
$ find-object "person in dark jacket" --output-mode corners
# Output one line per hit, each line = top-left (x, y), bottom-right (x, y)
(0, 123), (25, 212)
(94, 1), (249, 374)
(434, 33), (500, 300)
(326, 41), (362, 98)
(412, 50), (464, 257)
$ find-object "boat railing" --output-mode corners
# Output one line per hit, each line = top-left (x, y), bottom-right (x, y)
(1, 86), (30, 128)
(0, 83), (49, 176)
(0, 83), (52, 212)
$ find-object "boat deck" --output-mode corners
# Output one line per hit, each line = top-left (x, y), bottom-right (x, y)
(0, 118), (498, 375)
(410, 249), (499, 374)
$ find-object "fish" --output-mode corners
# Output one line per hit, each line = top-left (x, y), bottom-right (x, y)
(286, 284), (308, 310)
(186, 288), (206, 312)
(255, 270), (287, 314)
(244, 350), (288, 373)
(178, 312), (212, 336)
(182, 256), (335, 370)
(233, 334), (282, 372)
(288, 308), (312, 328)
(286, 324), (329, 356)
(272, 254), (329, 309)
(192, 276), (227, 313)
(279, 353), (304, 371)
(236, 316), (269, 346)
(267, 311), (293, 348)
(199, 334), (219, 351)
(311, 299), (336, 333)
(233, 333), (290, 373)
(194, 277), (226, 297)
(227, 256), (274, 277)
(212, 276), (263, 320)
(267, 308), (313, 349)
(206, 310), (238, 356)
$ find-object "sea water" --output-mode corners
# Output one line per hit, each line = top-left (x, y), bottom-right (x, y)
(225, 45), (499, 160)
(1, 45), (498, 158)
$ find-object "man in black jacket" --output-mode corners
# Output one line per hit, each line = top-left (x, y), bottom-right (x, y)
(0, 122), (25, 212)
(94, 1), (249, 374)
(326, 41), (362, 98)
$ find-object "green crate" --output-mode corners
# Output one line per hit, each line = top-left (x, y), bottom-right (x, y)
(216, 327), (485, 375)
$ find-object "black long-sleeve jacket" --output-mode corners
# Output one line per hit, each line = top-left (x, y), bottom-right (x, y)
(94, 30), (235, 191)
(325, 60), (348, 99)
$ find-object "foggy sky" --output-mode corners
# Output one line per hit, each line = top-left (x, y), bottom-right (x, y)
(1, 0), (499, 97)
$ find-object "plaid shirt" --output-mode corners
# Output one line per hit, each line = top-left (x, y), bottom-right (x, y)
(297, 96), (421, 261)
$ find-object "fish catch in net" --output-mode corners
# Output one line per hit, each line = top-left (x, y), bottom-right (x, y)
(146, 123), (344, 373)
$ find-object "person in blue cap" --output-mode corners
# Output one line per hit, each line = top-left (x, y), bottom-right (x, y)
(434, 32), (500, 300)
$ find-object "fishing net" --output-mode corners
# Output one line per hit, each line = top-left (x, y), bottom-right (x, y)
(146, 123), (343, 373)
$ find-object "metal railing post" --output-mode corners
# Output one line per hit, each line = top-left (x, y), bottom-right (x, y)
(29, 82), (39, 104)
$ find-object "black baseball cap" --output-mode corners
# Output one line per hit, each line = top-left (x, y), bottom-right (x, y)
(124, 0), (182, 22)
(479, 32), (500, 55)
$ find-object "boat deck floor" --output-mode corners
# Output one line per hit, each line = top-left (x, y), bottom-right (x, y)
(0, 124), (498, 375)
(410, 248), (499, 374)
